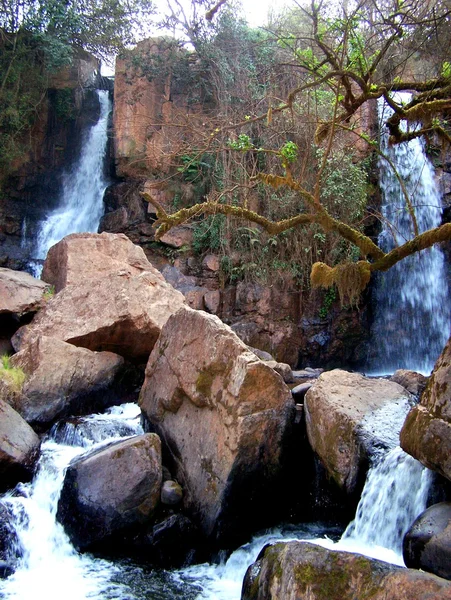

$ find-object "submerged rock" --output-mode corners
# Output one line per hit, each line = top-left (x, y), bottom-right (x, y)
(304, 370), (412, 493)
(401, 336), (451, 481)
(404, 502), (451, 580)
(0, 400), (40, 490)
(57, 433), (162, 550)
(242, 541), (451, 600)
(139, 306), (295, 547)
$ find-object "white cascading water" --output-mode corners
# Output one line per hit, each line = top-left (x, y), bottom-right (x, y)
(367, 93), (450, 375)
(29, 90), (111, 277)
(0, 399), (432, 600)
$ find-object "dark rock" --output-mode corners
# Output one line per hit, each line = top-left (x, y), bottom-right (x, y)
(57, 434), (162, 550)
(404, 502), (451, 580)
(132, 513), (200, 568)
(161, 480), (183, 506)
(291, 382), (312, 402)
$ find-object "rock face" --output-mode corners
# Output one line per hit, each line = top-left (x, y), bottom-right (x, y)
(404, 502), (451, 580)
(241, 541), (451, 600)
(400, 336), (451, 481)
(6, 336), (125, 428)
(0, 268), (50, 316)
(391, 369), (428, 397)
(13, 269), (185, 362)
(57, 433), (162, 550)
(139, 306), (295, 546)
(304, 370), (411, 493)
(0, 400), (40, 490)
(41, 232), (156, 292)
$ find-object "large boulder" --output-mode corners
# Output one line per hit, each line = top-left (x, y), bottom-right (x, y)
(139, 306), (295, 547)
(242, 541), (451, 600)
(404, 502), (451, 580)
(304, 370), (412, 493)
(12, 270), (185, 362)
(41, 232), (156, 292)
(57, 433), (162, 550)
(4, 336), (125, 429)
(0, 268), (50, 316)
(400, 336), (451, 480)
(0, 400), (40, 490)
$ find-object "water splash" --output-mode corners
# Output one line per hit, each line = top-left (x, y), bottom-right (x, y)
(367, 93), (450, 374)
(29, 90), (111, 277)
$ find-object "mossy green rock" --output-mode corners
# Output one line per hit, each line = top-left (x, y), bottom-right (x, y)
(242, 541), (451, 600)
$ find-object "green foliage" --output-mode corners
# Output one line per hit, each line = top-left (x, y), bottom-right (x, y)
(228, 134), (253, 151)
(53, 89), (75, 122)
(442, 62), (451, 79)
(279, 141), (298, 165)
(319, 286), (337, 319)
(0, 355), (26, 392)
(192, 214), (226, 254)
(318, 150), (368, 223)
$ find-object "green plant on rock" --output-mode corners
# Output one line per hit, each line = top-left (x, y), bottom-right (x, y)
(318, 286), (337, 319)
(0, 355), (26, 392)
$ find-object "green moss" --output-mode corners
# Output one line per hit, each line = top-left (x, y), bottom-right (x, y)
(0, 354), (26, 392)
(293, 553), (379, 600)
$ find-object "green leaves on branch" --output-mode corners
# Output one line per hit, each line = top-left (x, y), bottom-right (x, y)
(279, 141), (298, 165)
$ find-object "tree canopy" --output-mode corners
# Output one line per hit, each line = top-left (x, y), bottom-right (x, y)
(140, 0), (451, 302)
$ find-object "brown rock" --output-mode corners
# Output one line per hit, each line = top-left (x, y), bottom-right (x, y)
(41, 232), (159, 292)
(202, 254), (220, 273)
(0, 268), (50, 316)
(305, 370), (411, 493)
(401, 336), (451, 480)
(12, 270), (185, 362)
(8, 336), (125, 428)
(241, 541), (451, 600)
(160, 225), (193, 248)
(204, 290), (221, 314)
(0, 399), (40, 490)
(139, 306), (294, 545)
(263, 360), (294, 384)
(391, 369), (428, 396)
(57, 434), (162, 550)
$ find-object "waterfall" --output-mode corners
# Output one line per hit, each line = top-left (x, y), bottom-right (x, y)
(367, 93), (450, 375)
(29, 90), (111, 277)
(0, 400), (433, 599)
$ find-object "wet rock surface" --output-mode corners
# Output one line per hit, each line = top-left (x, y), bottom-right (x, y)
(404, 502), (451, 580)
(57, 434), (162, 550)
(305, 370), (412, 493)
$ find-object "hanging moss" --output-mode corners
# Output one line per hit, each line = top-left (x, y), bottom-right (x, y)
(311, 260), (371, 306)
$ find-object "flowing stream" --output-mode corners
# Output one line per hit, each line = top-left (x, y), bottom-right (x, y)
(0, 400), (432, 600)
(28, 90), (111, 277)
(367, 93), (450, 375)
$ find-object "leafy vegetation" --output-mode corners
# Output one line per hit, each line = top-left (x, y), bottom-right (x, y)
(140, 0), (451, 301)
